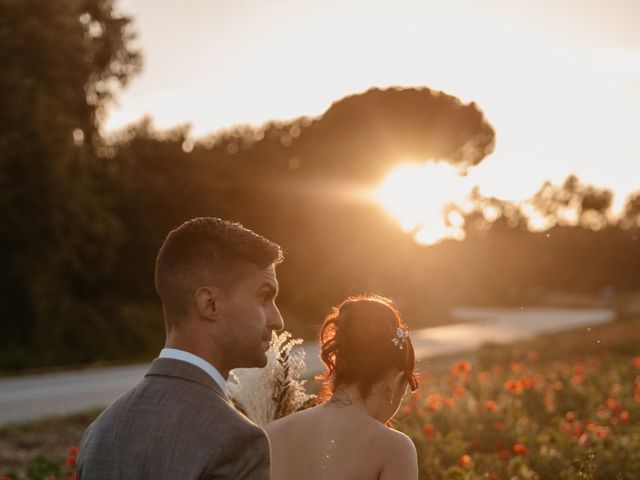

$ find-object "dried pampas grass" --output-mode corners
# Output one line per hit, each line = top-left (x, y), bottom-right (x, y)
(227, 331), (316, 427)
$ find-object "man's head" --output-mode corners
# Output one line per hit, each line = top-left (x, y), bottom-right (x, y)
(155, 217), (284, 375)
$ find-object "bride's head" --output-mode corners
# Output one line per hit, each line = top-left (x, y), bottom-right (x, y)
(318, 295), (418, 405)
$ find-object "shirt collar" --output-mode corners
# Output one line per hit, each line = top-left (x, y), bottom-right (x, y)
(159, 348), (227, 395)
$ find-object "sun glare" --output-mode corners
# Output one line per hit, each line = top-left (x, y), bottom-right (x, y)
(374, 162), (472, 245)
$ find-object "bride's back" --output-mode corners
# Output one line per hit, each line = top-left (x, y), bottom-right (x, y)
(266, 295), (419, 480)
(267, 403), (413, 480)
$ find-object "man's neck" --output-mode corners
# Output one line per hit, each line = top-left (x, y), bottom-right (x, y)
(165, 333), (227, 379)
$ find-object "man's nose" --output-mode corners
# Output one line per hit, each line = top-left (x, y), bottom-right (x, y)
(269, 305), (284, 331)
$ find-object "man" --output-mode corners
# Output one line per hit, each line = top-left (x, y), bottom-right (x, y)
(77, 217), (284, 479)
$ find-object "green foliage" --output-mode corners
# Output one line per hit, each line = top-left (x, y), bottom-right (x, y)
(1, 454), (64, 480)
(25, 455), (61, 480)
(0, 0), (141, 369)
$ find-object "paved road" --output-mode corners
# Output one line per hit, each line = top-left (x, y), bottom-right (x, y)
(0, 307), (614, 426)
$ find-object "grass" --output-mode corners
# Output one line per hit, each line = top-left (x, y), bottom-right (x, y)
(0, 409), (102, 477)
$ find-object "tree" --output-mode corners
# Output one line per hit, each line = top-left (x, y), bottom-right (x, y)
(0, 0), (141, 368)
(445, 187), (529, 237)
(620, 191), (640, 230)
(529, 175), (613, 230)
(288, 87), (495, 182)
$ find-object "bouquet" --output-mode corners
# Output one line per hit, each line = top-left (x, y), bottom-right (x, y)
(227, 331), (316, 427)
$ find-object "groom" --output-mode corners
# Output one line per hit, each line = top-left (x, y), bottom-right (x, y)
(77, 217), (284, 479)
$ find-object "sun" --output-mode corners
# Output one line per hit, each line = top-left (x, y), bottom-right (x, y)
(373, 162), (472, 245)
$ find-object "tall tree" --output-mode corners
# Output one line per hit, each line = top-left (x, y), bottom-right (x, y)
(0, 0), (141, 368)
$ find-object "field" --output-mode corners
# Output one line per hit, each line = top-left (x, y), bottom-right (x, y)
(395, 317), (640, 479)
(2, 316), (639, 480)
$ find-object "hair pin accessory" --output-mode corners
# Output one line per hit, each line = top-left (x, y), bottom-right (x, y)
(391, 327), (408, 350)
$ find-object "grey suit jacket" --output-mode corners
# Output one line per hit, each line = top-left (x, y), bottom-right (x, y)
(77, 358), (270, 479)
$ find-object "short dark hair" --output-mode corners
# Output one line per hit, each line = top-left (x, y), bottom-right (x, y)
(155, 217), (283, 321)
(317, 295), (418, 400)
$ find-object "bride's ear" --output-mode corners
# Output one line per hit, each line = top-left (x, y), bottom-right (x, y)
(389, 370), (406, 398)
(383, 370), (406, 396)
(392, 370), (405, 390)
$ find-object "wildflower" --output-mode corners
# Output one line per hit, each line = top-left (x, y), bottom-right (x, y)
(451, 360), (472, 375)
(457, 454), (473, 467)
(401, 404), (413, 415)
(504, 379), (524, 395)
(512, 443), (527, 455)
(493, 421), (506, 432)
(423, 423), (435, 439)
(478, 371), (491, 383)
(527, 350), (539, 362)
(65, 446), (78, 467)
(565, 411), (577, 422)
(594, 426), (611, 440)
(453, 384), (467, 398)
(498, 450), (511, 461)
(609, 383), (621, 398)
(620, 410), (631, 424)
(426, 393), (443, 411)
(510, 362), (524, 374)
(572, 423), (583, 437)
(632, 357), (640, 368)
(482, 400), (498, 412)
(571, 374), (583, 386)
(605, 398), (621, 414)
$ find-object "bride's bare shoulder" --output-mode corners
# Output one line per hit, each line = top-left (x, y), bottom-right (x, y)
(383, 427), (416, 452)
(265, 405), (321, 436)
(377, 428), (418, 479)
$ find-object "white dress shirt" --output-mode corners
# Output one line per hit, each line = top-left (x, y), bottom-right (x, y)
(159, 348), (227, 395)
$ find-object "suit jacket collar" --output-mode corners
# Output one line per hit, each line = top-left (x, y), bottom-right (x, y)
(145, 357), (227, 400)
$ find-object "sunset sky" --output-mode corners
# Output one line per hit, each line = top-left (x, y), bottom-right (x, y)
(108, 0), (640, 242)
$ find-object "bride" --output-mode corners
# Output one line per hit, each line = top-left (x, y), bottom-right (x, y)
(266, 295), (419, 480)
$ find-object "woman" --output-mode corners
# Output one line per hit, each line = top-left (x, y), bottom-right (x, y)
(266, 295), (419, 480)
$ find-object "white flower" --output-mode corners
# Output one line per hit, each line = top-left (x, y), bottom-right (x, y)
(227, 331), (316, 427)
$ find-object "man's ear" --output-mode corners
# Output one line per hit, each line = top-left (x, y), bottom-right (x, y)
(194, 286), (219, 321)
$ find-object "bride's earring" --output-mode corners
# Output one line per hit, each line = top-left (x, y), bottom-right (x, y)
(387, 389), (394, 405)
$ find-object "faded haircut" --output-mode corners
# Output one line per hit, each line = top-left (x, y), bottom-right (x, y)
(155, 217), (283, 323)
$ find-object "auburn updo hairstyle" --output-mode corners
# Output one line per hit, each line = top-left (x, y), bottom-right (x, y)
(317, 295), (418, 400)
